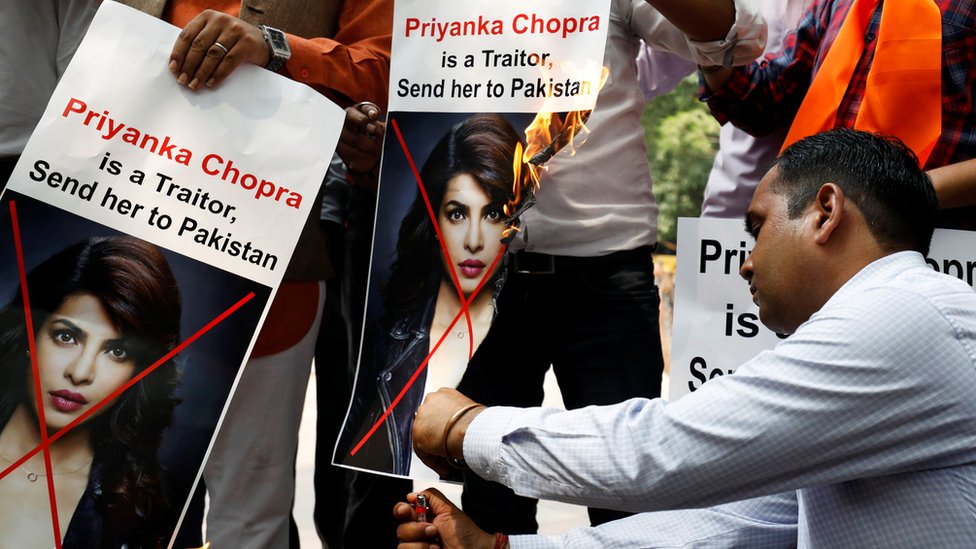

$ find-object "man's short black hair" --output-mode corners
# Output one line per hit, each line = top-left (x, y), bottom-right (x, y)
(769, 128), (939, 256)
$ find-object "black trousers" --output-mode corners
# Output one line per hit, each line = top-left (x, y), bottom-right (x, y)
(1, 156), (18, 193)
(457, 245), (666, 533)
(314, 187), (411, 549)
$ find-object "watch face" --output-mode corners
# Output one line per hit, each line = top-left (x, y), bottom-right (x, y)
(268, 28), (288, 51)
(261, 25), (290, 72)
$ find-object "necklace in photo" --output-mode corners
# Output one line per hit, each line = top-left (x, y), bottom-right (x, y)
(0, 450), (93, 482)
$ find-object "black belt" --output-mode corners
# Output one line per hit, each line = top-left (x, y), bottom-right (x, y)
(512, 245), (656, 275)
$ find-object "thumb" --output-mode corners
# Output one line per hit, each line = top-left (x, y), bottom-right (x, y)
(417, 487), (460, 517)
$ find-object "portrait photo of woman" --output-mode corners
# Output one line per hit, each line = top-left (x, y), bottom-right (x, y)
(337, 112), (525, 477)
(0, 236), (181, 548)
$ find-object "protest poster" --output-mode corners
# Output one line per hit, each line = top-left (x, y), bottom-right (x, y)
(335, 0), (610, 479)
(0, 2), (343, 547)
(669, 217), (976, 402)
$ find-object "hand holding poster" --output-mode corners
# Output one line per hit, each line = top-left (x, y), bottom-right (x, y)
(670, 217), (976, 402)
(0, 2), (343, 547)
(335, 0), (610, 479)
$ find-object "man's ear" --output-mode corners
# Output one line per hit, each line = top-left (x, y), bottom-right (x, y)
(811, 183), (844, 244)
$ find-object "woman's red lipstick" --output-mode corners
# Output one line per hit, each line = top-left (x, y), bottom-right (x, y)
(49, 390), (88, 413)
(458, 259), (486, 278)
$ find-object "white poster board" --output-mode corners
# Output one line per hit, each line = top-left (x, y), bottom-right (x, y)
(335, 0), (611, 480)
(669, 217), (976, 401)
(0, 2), (343, 546)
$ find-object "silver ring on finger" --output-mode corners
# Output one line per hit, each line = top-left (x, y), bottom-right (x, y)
(354, 101), (381, 115)
(212, 42), (229, 55)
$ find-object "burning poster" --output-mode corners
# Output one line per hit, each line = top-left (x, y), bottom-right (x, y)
(669, 217), (976, 402)
(0, 2), (342, 547)
(335, 0), (610, 479)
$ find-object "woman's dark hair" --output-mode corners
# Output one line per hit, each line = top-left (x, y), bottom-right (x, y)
(382, 113), (521, 317)
(0, 236), (181, 547)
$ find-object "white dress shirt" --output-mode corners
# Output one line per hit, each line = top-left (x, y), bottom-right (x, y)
(465, 252), (976, 548)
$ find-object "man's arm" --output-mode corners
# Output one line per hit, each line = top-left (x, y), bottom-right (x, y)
(642, 0), (735, 41)
(701, 1), (823, 136)
(280, 0), (392, 109)
(632, 0), (767, 69)
(415, 288), (976, 512)
(667, 0), (765, 92)
(929, 158), (976, 209)
(511, 492), (799, 549)
(696, 0), (812, 104)
(168, 0), (392, 108)
(700, 65), (735, 91)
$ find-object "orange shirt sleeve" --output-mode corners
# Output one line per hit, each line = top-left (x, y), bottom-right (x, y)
(164, 0), (240, 27)
(280, 0), (392, 111)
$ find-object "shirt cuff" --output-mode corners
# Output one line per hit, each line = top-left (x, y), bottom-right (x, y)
(510, 534), (562, 549)
(463, 406), (523, 484)
(686, 0), (767, 67)
(281, 33), (338, 84)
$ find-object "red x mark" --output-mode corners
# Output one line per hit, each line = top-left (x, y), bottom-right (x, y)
(349, 117), (508, 457)
(2, 200), (255, 548)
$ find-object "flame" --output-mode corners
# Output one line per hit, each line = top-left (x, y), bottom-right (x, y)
(503, 67), (609, 241)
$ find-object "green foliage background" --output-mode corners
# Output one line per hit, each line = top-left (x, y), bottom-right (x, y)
(641, 75), (720, 245)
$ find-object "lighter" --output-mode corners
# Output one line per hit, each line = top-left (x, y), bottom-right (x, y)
(415, 494), (431, 523)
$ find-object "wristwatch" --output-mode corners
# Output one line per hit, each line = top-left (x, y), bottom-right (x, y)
(258, 24), (290, 72)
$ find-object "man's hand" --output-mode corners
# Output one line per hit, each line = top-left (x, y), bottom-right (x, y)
(643, 0), (736, 42)
(169, 10), (271, 90)
(929, 157), (976, 209)
(394, 489), (496, 549)
(412, 388), (485, 477)
(338, 102), (386, 190)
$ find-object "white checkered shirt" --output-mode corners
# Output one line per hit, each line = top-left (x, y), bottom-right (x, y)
(466, 252), (976, 548)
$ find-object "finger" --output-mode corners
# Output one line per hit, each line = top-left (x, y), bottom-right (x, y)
(177, 12), (236, 89)
(169, 13), (209, 75)
(364, 121), (385, 140)
(361, 104), (380, 120)
(345, 106), (371, 124)
(189, 36), (237, 90)
(337, 132), (383, 173)
(172, 12), (223, 86)
(354, 101), (382, 121)
(393, 501), (417, 522)
(343, 107), (386, 140)
(352, 124), (385, 145)
(204, 23), (267, 88)
(396, 521), (439, 541)
(418, 487), (460, 516)
(340, 129), (382, 155)
(339, 117), (369, 142)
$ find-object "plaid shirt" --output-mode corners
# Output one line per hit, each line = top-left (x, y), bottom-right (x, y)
(704, 0), (976, 171)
